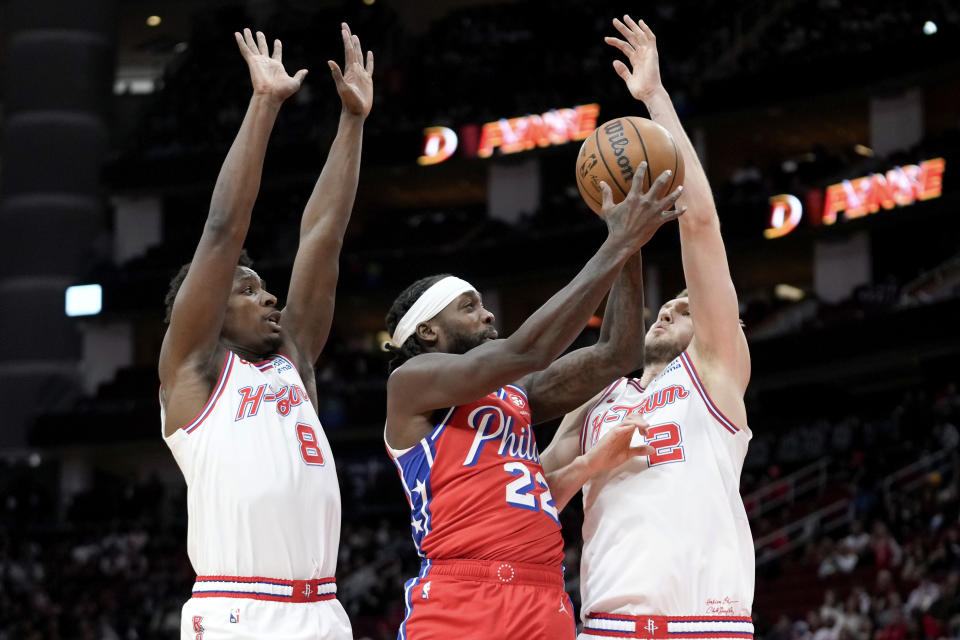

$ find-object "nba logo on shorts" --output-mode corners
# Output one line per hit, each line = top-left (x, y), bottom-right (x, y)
(230, 608), (240, 623)
(421, 581), (432, 599)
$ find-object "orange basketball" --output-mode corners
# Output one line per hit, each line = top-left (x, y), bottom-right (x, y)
(575, 116), (685, 215)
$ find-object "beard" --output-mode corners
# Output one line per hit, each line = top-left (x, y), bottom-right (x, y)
(644, 333), (684, 366)
(263, 333), (283, 354)
(447, 329), (492, 355)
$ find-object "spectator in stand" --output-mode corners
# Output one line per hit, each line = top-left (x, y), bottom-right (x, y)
(819, 589), (842, 627)
(872, 522), (904, 570)
(817, 537), (858, 578)
(904, 568), (942, 615)
(842, 520), (871, 557)
(928, 569), (959, 630)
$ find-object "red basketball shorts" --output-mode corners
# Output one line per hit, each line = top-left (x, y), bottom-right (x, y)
(397, 558), (575, 640)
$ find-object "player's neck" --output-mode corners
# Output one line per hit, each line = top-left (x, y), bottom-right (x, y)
(224, 341), (271, 364)
(639, 360), (669, 388)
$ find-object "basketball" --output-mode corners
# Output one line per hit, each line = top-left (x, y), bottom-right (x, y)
(575, 116), (685, 215)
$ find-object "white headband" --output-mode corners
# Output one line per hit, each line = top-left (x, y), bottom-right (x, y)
(389, 276), (478, 349)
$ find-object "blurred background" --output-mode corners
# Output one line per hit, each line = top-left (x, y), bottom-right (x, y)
(1, 0), (958, 637)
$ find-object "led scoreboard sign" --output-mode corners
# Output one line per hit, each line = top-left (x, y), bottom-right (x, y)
(418, 103), (600, 165)
(765, 157), (946, 239)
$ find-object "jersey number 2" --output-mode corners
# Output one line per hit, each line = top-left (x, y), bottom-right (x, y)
(646, 422), (685, 466)
(503, 461), (559, 524)
(296, 423), (325, 466)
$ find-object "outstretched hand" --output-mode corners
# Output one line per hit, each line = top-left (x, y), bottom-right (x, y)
(583, 417), (655, 475)
(235, 28), (307, 103)
(328, 22), (374, 118)
(600, 161), (685, 250)
(605, 15), (663, 102)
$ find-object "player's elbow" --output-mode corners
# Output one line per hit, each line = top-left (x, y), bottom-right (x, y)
(678, 209), (720, 233)
(596, 341), (644, 375)
(202, 214), (247, 243)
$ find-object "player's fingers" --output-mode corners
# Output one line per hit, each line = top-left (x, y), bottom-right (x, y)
(352, 34), (363, 63)
(328, 61), (345, 88)
(660, 204), (687, 223)
(604, 36), (634, 58)
(342, 21), (352, 37)
(612, 59), (632, 83)
(629, 161), (648, 195)
(624, 15), (646, 39)
(612, 18), (641, 47)
(293, 69), (308, 86)
(242, 28), (258, 54)
(366, 50), (375, 75)
(272, 38), (282, 62)
(339, 26), (351, 62)
(619, 416), (649, 430)
(255, 31), (269, 56)
(630, 445), (655, 458)
(637, 19), (657, 41)
(599, 180), (614, 212)
(647, 169), (673, 197)
(656, 186), (685, 214)
(235, 32), (250, 58)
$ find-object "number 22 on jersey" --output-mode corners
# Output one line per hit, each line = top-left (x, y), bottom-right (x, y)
(503, 461), (560, 523)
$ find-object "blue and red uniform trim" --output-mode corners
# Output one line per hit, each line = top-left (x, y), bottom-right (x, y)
(191, 575), (336, 603)
(583, 613), (753, 639)
(678, 351), (742, 435)
(182, 351), (234, 434)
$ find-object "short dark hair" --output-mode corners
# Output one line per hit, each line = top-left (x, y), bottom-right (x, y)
(163, 249), (254, 323)
(384, 274), (450, 373)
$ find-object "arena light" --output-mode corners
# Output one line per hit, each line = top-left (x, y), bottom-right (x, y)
(65, 284), (102, 317)
(146, 15), (161, 27)
(823, 157), (945, 224)
(419, 103), (600, 165)
(774, 284), (805, 302)
(764, 194), (803, 239)
(418, 127), (458, 166)
(477, 104), (599, 158)
(766, 158), (946, 238)
(923, 21), (938, 35)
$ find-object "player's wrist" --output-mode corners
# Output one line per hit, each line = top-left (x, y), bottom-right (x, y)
(640, 85), (670, 106)
(250, 94), (285, 113)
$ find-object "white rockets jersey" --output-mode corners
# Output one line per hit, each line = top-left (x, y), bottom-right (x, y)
(161, 350), (341, 580)
(579, 350), (754, 617)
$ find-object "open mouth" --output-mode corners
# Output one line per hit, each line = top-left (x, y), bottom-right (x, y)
(266, 312), (281, 329)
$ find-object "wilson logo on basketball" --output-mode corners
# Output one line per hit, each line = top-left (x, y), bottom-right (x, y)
(604, 119), (635, 182)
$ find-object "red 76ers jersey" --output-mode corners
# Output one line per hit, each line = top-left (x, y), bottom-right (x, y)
(387, 385), (565, 567)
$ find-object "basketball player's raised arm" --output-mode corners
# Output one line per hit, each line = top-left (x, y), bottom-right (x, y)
(159, 30), (307, 385)
(282, 24), (373, 365)
(516, 249), (646, 424)
(388, 170), (684, 420)
(606, 15), (749, 389)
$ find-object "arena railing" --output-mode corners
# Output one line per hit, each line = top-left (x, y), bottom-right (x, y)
(742, 457), (830, 520)
(754, 448), (954, 566)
